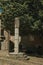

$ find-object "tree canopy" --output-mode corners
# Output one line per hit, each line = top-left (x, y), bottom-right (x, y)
(0, 0), (43, 36)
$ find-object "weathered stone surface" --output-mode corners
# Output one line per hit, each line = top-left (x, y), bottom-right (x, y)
(10, 36), (21, 43)
(0, 19), (1, 39)
(15, 17), (19, 28)
(0, 17), (21, 56)
(14, 17), (20, 54)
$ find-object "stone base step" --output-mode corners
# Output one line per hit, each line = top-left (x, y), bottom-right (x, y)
(0, 53), (29, 60)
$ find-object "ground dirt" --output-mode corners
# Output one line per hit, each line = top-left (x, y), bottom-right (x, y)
(0, 56), (43, 65)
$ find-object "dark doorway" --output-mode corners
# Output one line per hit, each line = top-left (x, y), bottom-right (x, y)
(9, 41), (14, 52)
(19, 43), (26, 52)
(1, 29), (4, 36)
(19, 43), (23, 52)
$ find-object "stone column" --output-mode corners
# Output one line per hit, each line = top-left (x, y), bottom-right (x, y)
(1, 30), (10, 56)
(14, 17), (19, 54)
(0, 19), (1, 40)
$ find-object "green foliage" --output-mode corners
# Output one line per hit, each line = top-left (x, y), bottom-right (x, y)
(0, 0), (43, 35)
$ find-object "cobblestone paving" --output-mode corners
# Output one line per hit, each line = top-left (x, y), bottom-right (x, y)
(0, 56), (43, 65)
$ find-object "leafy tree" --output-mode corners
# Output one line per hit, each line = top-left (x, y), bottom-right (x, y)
(0, 0), (43, 36)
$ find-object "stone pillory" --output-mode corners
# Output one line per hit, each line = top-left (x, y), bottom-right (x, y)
(0, 17), (21, 56)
